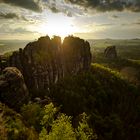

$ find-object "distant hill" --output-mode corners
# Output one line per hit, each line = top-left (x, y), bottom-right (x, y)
(0, 36), (140, 140)
(88, 39), (140, 60)
(0, 40), (30, 55)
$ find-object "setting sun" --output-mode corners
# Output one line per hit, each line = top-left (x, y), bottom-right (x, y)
(36, 14), (77, 38)
(38, 22), (75, 37)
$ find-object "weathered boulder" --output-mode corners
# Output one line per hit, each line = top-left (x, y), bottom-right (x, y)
(7, 35), (91, 91)
(104, 46), (117, 59)
(0, 67), (28, 110)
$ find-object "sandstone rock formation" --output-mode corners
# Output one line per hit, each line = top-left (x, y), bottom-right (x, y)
(0, 55), (8, 72)
(7, 36), (91, 91)
(0, 67), (28, 110)
(104, 46), (117, 59)
(62, 36), (91, 75)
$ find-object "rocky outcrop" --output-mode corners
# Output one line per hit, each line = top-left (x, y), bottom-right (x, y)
(0, 67), (28, 110)
(7, 36), (91, 91)
(62, 36), (91, 75)
(104, 46), (117, 59)
(0, 55), (8, 72)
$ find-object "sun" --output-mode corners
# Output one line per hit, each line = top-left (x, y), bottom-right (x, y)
(37, 15), (77, 38)
(38, 22), (75, 38)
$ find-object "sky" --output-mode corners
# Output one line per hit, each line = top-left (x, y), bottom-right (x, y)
(0, 0), (140, 40)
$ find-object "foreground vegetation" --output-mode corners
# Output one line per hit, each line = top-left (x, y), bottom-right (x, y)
(90, 39), (140, 85)
(1, 63), (140, 140)
(0, 102), (97, 140)
(0, 38), (140, 140)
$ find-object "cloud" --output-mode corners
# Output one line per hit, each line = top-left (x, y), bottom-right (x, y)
(0, 24), (34, 34)
(97, 23), (115, 26)
(75, 25), (140, 39)
(48, 4), (73, 17)
(112, 15), (119, 18)
(65, 0), (140, 12)
(14, 27), (34, 34)
(43, 0), (74, 16)
(0, 12), (19, 19)
(0, 0), (81, 17)
(0, 24), (40, 40)
(0, 0), (42, 12)
(0, 12), (28, 21)
(134, 22), (140, 25)
(121, 22), (140, 26)
(49, 6), (60, 13)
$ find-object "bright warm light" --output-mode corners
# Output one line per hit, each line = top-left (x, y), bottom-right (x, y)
(38, 23), (74, 37)
(36, 15), (77, 38)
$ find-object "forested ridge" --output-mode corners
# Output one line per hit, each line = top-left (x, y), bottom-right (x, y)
(0, 36), (140, 140)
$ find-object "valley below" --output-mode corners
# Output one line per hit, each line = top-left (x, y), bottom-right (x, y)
(0, 37), (140, 140)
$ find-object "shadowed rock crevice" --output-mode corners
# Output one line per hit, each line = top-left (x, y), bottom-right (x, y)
(8, 35), (92, 91)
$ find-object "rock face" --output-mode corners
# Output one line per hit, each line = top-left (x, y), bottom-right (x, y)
(7, 36), (91, 91)
(0, 55), (8, 72)
(0, 67), (28, 110)
(62, 36), (91, 75)
(104, 46), (117, 59)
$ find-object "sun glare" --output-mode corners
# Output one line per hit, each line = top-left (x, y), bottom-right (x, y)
(37, 15), (77, 38)
(38, 23), (74, 37)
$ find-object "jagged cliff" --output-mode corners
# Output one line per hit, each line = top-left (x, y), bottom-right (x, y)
(7, 36), (91, 90)
(104, 46), (117, 59)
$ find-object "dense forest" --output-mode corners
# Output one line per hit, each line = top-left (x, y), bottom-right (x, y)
(0, 36), (140, 140)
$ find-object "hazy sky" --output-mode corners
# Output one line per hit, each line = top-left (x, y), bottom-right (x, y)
(0, 0), (140, 40)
